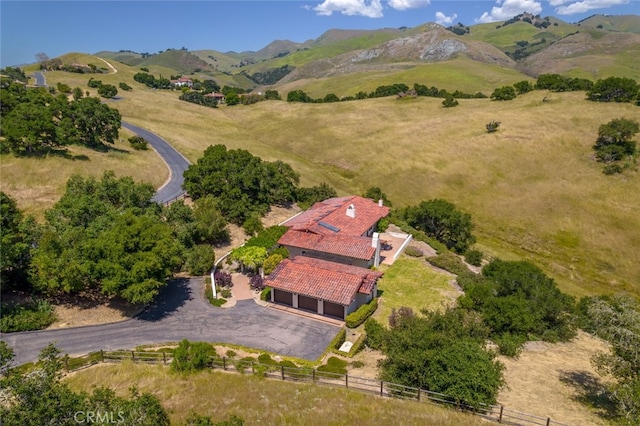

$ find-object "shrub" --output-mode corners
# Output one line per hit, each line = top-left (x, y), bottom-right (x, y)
(205, 283), (226, 307)
(249, 275), (265, 291)
(330, 328), (346, 350)
(442, 95), (459, 107)
(427, 252), (470, 276)
(171, 339), (215, 372)
(464, 249), (483, 266)
(214, 270), (233, 288)
(119, 82), (132, 91)
(346, 298), (378, 328)
(317, 356), (348, 375)
(258, 353), (277, 365)
(347, 333), (367, 357)
(260, 286), (271, 301)
(364, 318), (385, 350)
(494, 332), (526, 357)
(269, 246), (289, 259)
(486, 121), (501, 133)
(184, 244), (213, 275)
(128, 135), (149, 150)
(263, 254), (283, 275)
(351, 360), (365, 368)
(87, 78), (102, 88)
(404, 246), (423, 257)
(376, 217), (390, 232)
(242, 213), (263, 236)
(0, 298), (57, 333)
(97, 84), (117, 98)
(226, 350), (237, 358)
(388, 306), (415, 328)
(490, 86), (516, 101)
(220, 288), (232, 298)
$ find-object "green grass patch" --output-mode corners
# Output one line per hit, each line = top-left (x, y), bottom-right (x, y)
(375, 257), (457, 326)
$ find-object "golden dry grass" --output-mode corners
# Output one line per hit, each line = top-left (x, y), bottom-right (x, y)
(4, 59), (640, 297)
(65, 362), (483, 425)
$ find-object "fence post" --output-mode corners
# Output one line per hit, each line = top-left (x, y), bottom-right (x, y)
(417, 388), (421, 402)
(312, 369), (316, 383)
(100, 350), (104, 363)
(223, 357), (226, 370)
(546, 418), (551, 426)
(498, 405), (504, 423)
(131, 351), (135, 361)
(163, 352), (166, 365)
(380, 380), (384, 396)
(281, 365), (285, 380)
(345, 374), (348, 388)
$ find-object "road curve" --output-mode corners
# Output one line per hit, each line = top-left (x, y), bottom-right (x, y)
(1, 278), (340, 365)
(121, 121), (190, 204)
(32, 72), (190, 204)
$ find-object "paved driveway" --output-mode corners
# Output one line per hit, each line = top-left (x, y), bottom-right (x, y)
(1, 278), (340, 365)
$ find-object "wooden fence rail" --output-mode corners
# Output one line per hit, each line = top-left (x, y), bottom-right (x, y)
(64, 350), (570, 426)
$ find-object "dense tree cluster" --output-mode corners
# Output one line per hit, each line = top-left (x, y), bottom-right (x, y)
(402, 199), (475, 253)
(179, 91), (218, 108)
(246, 65), (294, 85)
(133, 72), (171, 89)
(535, 73), (594, 92)
(1, 192), (38, 289)
(377, 308), (505, 407)
(490, 86), (517, 101)
(0, 343), (171, 425)
(0, 78), (121, 155)
(0, 67), (27, 83)
(587, 77), (639, 103)
(183, 145), (300, 224)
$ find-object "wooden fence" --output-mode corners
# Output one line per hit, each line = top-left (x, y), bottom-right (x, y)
(64, 350), (570, 426)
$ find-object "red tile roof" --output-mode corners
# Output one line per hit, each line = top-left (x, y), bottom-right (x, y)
(278, 230), (375, 260)
(265, 257), (383, 306)
(284, 196), (389, 237)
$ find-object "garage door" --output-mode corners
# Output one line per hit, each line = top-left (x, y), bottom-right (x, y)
(324, 301), (344, 319)
(298, 295), (318, 313)
(273, 289), (293, 306)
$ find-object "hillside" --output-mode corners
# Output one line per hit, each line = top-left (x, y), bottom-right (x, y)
(578, 14), (640, 33)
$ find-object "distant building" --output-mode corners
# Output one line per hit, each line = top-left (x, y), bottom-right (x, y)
(204, 92), (225, 103)
(171, 77), (193, 88)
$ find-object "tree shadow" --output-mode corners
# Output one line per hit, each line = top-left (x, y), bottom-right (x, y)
(14, 148), (89, 161)
(85, 143), (130, 154)
(558, 369), (618, 421)
(136, 278), (191, 322)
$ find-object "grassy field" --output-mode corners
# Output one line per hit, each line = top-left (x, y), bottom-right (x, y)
(64, 362), (482, 425)
(4, 58), (640, 299)
(375, 257), (459, 325)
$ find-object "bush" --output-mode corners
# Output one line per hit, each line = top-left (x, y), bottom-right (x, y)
(427, 252), (470, 276)
(364, 318), (385, 350)
(464, 249), (483, 266)
(263, 254), (283, 275)
(330, 328), (346, 350)
(494, 332), (526, 357)
(97, 84), (117, 98)
(486, 121), (501, 133)
(184, 244), (214, 275)
(404, 246), (423, 257)
(171, 339), (215, 372)
(490, 86), (516, 101)
(347, 333), (367, 357)
(242, 213), (263, 236)
(119, 82), (132, 91)
(269, 246), (289, 259)
(214, 270), (233, 288)
(128, 135), (149, 150)
(0, 298), (57, 333)
(376, 217), (390, 232)
(442, 95), (459, 107)
(87, 78), (102, 88)
(205, 283), (226, 307)
(249, 275), (265, 290)
(317, 356), (348, 375)
(220, 289), (232, 298)
(346, 298), (378, 328)
(260, 286), (271, 301)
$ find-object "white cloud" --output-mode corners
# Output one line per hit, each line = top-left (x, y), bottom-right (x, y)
(312, 0), (384, 18)
(435, 11), (458, 26)
(553, 0), (630, 15)
(475, 0), (542, 23)
(388, 0), (431, 11)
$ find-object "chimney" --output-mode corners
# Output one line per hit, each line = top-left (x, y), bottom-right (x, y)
(346, 204), (356, 218)
(378, 199), (383, 207)
(372, 232), (381, 267)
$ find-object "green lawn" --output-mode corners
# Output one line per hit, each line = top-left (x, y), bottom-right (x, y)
(375, 257), (458, 326)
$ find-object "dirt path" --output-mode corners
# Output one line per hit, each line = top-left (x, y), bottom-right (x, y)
(97, 57), (117, 73)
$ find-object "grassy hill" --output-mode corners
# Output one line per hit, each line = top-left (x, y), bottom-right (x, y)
(578, 14), (640, 33)
(65, 362), (482, 425)
(5, 59), (638, 299)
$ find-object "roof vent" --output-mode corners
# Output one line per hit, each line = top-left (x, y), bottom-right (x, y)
(346, 204), (356, 218)
(378, 199), (383, 207)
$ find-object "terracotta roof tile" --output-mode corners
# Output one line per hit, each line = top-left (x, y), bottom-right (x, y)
(265, 257), (383, 306)
(278, 230), (375, 260)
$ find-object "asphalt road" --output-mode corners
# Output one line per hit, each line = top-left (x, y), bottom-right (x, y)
(32, 72), (190, 204)
(2, 278), (340, 365)
(121, 121), (190, 204)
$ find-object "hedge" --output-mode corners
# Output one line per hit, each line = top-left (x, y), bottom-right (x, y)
(346, 298), (378, 328)
(260, 287), (271, 301)
(330, 328), (346, 351)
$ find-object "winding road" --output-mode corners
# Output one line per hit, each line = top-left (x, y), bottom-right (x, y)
(8, 70), (341, 365)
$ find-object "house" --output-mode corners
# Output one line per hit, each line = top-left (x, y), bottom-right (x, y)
(171, 77), (193, 88)
(265, 196), (390, 320)
(204, 92), (225, 103)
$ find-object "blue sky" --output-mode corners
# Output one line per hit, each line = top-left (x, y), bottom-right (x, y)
(1, 0), (638, 66)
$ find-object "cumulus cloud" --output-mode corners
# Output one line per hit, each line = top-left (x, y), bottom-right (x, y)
(388, 0), (431, 10)
(312, 0), (384, 18)
(476, 0), (542, 23)
(551, 0), (629, 15)
(435, 11), (458, 26)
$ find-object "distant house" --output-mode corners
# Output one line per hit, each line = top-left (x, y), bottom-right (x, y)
(204, 92), (225, 103)
(171, 77), (193, 88)
(265, 196), (389, 320)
